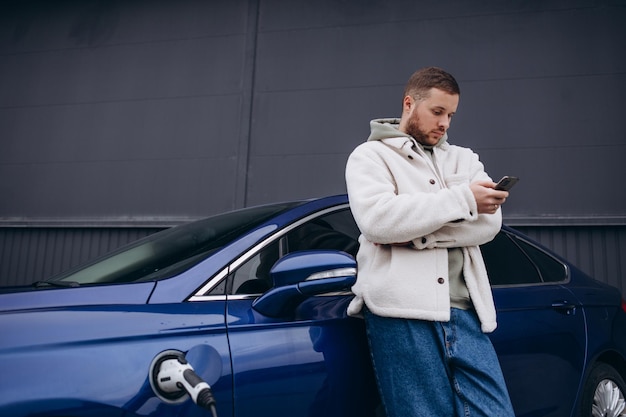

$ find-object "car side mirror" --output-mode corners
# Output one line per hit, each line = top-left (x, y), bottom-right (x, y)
(252, 250), (356, 318)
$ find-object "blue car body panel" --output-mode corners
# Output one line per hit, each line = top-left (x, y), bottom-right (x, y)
(0, 194), (624, 417)
(0, 281), (156, 310)
(0, 300), (232, 417)
(491, 283), (586, 416)
(226, 296), (378, 417)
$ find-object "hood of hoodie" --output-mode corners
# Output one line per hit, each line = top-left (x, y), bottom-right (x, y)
(367, 118), (449, 148)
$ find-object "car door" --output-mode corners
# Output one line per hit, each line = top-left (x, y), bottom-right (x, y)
(222, 207), (380, 417)
(484, 231), (586, 417)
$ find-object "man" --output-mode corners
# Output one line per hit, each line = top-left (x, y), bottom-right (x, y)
(345, 67), (515, 416)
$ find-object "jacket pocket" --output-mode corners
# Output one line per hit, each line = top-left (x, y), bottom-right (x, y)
(444, 173), (469, 188)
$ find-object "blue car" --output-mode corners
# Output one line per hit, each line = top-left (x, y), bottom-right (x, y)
(1, 195), (625, 417)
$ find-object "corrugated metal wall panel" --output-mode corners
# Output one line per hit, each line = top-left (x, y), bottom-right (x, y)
(515, 226), (626, 296)
(1, 226), (625, 296)
(0, 228), (162, 286)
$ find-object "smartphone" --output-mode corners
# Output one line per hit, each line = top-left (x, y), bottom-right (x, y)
(495, 176), (519, 191)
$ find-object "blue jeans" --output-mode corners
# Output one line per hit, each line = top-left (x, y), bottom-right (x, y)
(364, 308), (515, 417)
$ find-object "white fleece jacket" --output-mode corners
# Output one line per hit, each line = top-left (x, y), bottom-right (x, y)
(345, 119), (501, 333)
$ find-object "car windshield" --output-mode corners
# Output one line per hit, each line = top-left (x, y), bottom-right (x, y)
(45, 201), (304, 286)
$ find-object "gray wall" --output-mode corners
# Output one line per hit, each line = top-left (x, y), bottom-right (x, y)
(1, 0), (625, 287)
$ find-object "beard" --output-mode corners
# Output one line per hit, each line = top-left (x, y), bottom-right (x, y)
(404, 116), (430, 145)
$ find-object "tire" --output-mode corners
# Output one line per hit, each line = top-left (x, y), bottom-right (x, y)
(579, 363), (626, 417)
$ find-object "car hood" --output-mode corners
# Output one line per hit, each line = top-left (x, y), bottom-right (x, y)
(0, 281), (156, 313)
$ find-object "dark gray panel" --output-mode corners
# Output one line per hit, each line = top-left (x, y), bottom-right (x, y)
(255, 4), (625, 92)
(453, 74), (626, 149)
(0, 0), (252, 222)
(0, 93), (244, 218)
(476, 144), (626, 218)
(1, 0), (623, 217)
(258, 0), (597, 32)
(251, 2), (625, 219)
(250, 87), (397, 156)
(0, 156), (239, 218)
(0, 0), (248, 53)
(246, 154), (348, 205)
(1, 0), (623, 222)
(0, 96), (241, 163)
(0, 35), (247, 107)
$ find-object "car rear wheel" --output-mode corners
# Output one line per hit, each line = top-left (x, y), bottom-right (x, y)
(580, 363), (626, 417)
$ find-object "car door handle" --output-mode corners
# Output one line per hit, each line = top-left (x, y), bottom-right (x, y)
(551, 301), (577, 315)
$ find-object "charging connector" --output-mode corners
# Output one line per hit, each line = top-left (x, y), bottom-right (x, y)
(150, 350), (217, 416)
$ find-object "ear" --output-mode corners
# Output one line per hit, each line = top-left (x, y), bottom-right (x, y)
(402, 95), (414, 114)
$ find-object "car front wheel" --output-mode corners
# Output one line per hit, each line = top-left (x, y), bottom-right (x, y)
(579, 363), (626, 417)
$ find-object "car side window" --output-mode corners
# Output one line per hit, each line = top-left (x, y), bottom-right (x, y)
(511, 236), (568, 283)
(481, 231), (568, 286)
(229, 241), (280, 295)
(481, 232), (542, 286)
(228, 208), (360, 295)
(283, 211), (360, 257)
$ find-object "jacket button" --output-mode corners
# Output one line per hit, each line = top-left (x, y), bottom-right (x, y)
(408, 155), (413, 160)
(429, 179), (436, 185)
(438, 277), (445, 284)
(421, 237), (427, 244)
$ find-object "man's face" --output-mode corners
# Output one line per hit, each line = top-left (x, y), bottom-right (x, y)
(402, 88), (459, 146)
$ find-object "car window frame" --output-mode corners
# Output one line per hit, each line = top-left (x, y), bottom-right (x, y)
(189, 203), (353, 301)
(487, 229), (570, 289)
(189, 209), (572, 299)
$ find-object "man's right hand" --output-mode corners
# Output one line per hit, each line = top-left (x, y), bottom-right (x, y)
(470, 181), (509, 214)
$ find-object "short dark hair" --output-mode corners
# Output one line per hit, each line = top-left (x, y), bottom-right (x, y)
(403, 67), (460, 101)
